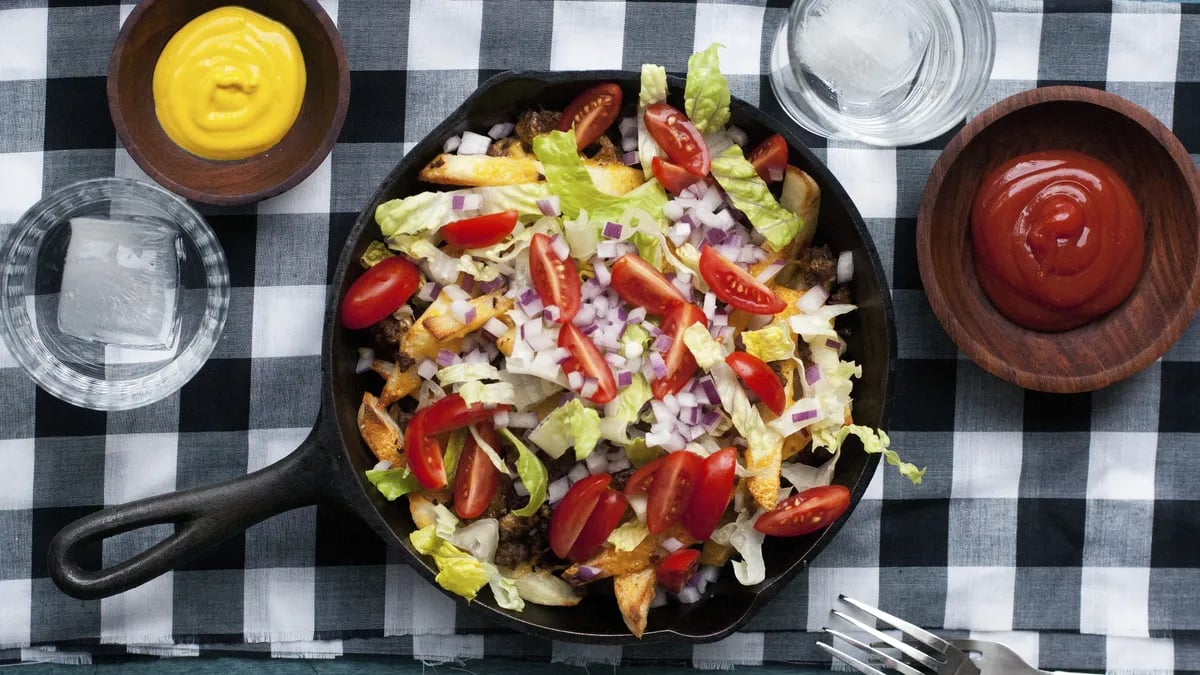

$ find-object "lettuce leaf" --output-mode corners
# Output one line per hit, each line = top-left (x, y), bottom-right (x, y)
(410, 524), (493, 601)
(533, 130), (669, 227)
(624, 438), (662, 468)
(458, 381), (516, 407)
(711, 510), (766, 586)
(815, 424), (925, 485)
(528, 398), (601, 460)
(684, 43), (731, 135)
(682, 322), (727, 369)
(501, 428), (549, 517)
(607, 519), (650, 551)
(376, 185), (549, 241)
(614, 372), (652, 424)
(442, 429), (468, 484)
(638, 64), (668, 178)
(710, 146), (808, 252)
(622, 323), (651, 358)
(742, 321), (796, 362)
(365, 468), (422, 501)
(360, 241), (395, 269)
(788, 304), (858, 341)
(437, 362), (502, 386)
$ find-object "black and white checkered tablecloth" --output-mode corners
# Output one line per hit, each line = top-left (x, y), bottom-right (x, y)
(3, 0), (1200, 670)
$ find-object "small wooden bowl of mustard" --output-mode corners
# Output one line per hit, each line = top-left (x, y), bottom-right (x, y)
(918, 86), (1200, 393)
(108, 0), (349, 206)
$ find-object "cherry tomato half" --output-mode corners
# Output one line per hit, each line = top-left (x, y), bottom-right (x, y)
(610, 253), (687, 317)
(681, 447), (737, 540)
(698, 245), (787, 315)
(652, 157), (703, 196)
(754, 484), (851, 537)
(652, 303), (708, 400)
(440, 210), (518, 249)
(748, 134), (788, 183)
(646, 450), (704, 534)
(405, 409), (446, 490)
(726, 352), (786, 415)
(624, 456), (665, 497)
(559, 322), (618, 405)
(549, 474), (611, 559)
(341, 256), (421, 330)
(656, 548), (701, 594)
(644, 102), (711, 177)
(453, 424), (501, 520)
(530, 232), (581, 323)
(569, 489), (627, 561)
(557, 83), (623, 150)
(423, 393), (509, 435)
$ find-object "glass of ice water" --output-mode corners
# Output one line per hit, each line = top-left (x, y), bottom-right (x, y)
(0, 178), (230, 410)
(769, 0), (995, 146)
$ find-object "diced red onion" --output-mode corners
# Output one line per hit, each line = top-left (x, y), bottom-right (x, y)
(651, 333), (673, 353)
(700, 411), (721, 430)
(551, 235), (570, 260)
(717, 326), (735, 343)
(837, 250), (854, 283)
(706, 131), (733, 156)
(543, 305), (561, 322)
(661, 537), (685, 553)
(417, 282), (441, 303)
(768, 166), (784, 182)
(727, 125), (748, 146)
(568, 463), (590, 483)
(682, 181), (707, 200)
(682, 407), (700, 426)
(449, 299), (474, 323)
(593, 263), (611, 289)
(615, 370), (634, 388)
(574, 305), (597, 327)
(797, 285), (829, 313)
(488, 122), (515, 139)
(699, 377), (719, 403)
(580, 378), (599, 399)
(627, 307), (647, 324)
(483, 317), (508, 338)
(662, 393), (681, 415)
(712, 208), (736, 231)
(548, 477), (570, 504)
(436, 349), (458, 367)
(648, 352), (668, 379)
(604, 353), (625, 368)
(477, 276), (506, 294)
(576, 564), (602, 581)
(585, 451), (608, 474)
(619, 116), (637, 138)
(603, 221), (624, 239)
(622, 137), (638, 152)
(443, 135), (461, 153)
(518, 288), (539, 306)
(458, 130), (491, 155)
(792, 408), (819, 423)
(663, 201), (685, 222)
(417, 359), (439, 380)
(537, 196), (561, 216)
(704, 228), (727, 246)
(725, 231), (745, 248)
(355, 348), (376, 374)
(711, 312), (729, 327)
(685, 424), (705, 441)
(827, 338), (843, 352)
(673, 275), (692, 298)
(513, 479), (529, 498)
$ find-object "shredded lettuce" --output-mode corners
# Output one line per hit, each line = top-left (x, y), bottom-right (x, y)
(442, 429), (468, 483)
(365, 468), (422, 501)
(501, 428), (549, 517)
(527, 398), (601, 460)
(638, 64), (668, 178)
(468, 423), (512, 476)
(533, 130), (670, 227)
(684, 43), (732, 135)
(450, 518), (499, 563)
(683, 322), (727, 369)
(613, 373), (652, 425)
(360, 241), (395, 269)
(475, 183), (553, 216)
(710, 146), (807, 252)
(711, 510), (766, 586)
(376, 185), (549, 241)
(401, 238), (499, 285)
(788, 304), (858, 341)
(815, 424), (925, 485)
(607, 519), (649, 551)
(458, 381), (516, 407)
(433, 503), (460, 540)
(438, 362), (502, 386)
(561, 210), (598, 260)
(779, 450), (839, 492)
(742, 321), (797, 363)
(411, 519), (522, 610)
(622, 324), (651, 357)
(489, 574), (524, 611)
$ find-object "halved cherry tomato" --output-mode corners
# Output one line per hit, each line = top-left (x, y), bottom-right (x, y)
(404, 409), (446, 490)
(423, 393), (509, 435)
(748, 133), (788, 183)
(646, 450), (703, 534)
(559, 322), (618, 404)
(681, 447), (737, 540)
(652, 303), (707, 400)
(549, 474), (611, 559)
(698, 245), (787, 315)
(610, 253), (687, 317)
(624, 456), (665, 497)
(569, 489), (627, 561)
(440, 210), (518, 249)
(453, 424), (501, 519)
(652, 157), (703, 196)
(530, 232), (581, 323)
(725, 352), (786, 415)
(341, 256), (421, 330)
(644, 102), (711, 177)
(557, 83), (623, 150)
(656, 548), (701, 594)
(754, 485), (851, 537)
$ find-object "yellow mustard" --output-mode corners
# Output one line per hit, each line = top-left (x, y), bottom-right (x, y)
(153, 6), (306, 161)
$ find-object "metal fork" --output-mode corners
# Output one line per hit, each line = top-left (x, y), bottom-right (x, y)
(817, 596), (1075, 675)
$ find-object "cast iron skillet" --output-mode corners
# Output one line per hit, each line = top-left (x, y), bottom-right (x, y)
(48, 71), (896, 644)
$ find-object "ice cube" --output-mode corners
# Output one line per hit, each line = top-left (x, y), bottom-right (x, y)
(57, 216), (180, 349)
(796, 0), (933, 106)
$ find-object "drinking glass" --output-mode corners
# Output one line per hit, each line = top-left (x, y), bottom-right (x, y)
(768, 0), (996, 146)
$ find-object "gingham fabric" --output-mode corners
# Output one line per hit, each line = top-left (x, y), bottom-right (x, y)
(2, 0), (1200, 671)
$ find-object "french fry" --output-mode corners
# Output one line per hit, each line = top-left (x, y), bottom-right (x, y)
(357, 392), (403, 464)
(421, 293), (513, 341)
(614, 568), (657, 638)
(418, 153), (645, 196)
(779, 166), (820, 253)
(746, 439), (783, 511)
(561, 525), (694, 584)
(699, 538), (733, 566)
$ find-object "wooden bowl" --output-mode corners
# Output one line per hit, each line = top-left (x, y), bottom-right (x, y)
(918, 86), (1200, 393)
(108, 0), (349, 206)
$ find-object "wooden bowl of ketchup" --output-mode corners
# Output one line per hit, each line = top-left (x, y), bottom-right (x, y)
(918, 86), (1200, 393)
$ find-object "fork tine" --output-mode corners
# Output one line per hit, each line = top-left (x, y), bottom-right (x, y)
(840, 595), (951, 652)
(818, 641), (889, 675)
(825, 628), (928, 675)
(832, 610), (944, 672)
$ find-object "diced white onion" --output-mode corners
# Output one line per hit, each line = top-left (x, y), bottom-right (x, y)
(608, 457), (631, 472)
(548, 477), (570, 504)
(580, 378), (599, 399)
(650, 589), (668, 608)
(450, 299), (474, 323)
(756, 262), (785, 283)
(483, 317), (508, 338)
(621, 136), (638, 152)
(700, 565), (721, 583)
(373, 460), (392, 471)
(663, 201), (685, 222)
(443, 135), (461, 153)
(727, 125), (748, 146)
(443, 284), (470, 302)
(488, 122), (515, 139)
(677, 586), (702, 604)
(619, 116), (637, 138)
(513, 479), (530, 498)
(355, 348), (375, 374)
(797, 285), (829, 313)
(551, 235), (571, 261)
(836, 250), (855, 284)
(567, 371), (583, 390)
(585, 451), (609, 474)
(568, 463), (589, 483)
(417, 359), (439, 380)
(458, 130), (491, 155)
(537, 196), (561, 217)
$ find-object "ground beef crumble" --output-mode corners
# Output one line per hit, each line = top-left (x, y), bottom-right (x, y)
(798, 245), (837, 289)
(515, 109), (562, 148)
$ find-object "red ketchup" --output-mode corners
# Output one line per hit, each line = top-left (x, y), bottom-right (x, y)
(970, 150), (1145, 332)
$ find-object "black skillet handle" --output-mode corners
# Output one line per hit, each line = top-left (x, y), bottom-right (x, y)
(48, 428), (345, 600)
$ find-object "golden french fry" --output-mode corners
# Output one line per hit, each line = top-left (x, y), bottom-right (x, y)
(747, 438), (783, 512)
(780, 166), (820, 253)
(614, 568), (657, 638)
(357, 392), (402, 464)
(418, 153), (644, 196)
(562, 525), (694, 584)
(421, 293), (513, 341)
(699, 538), (733, 566)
